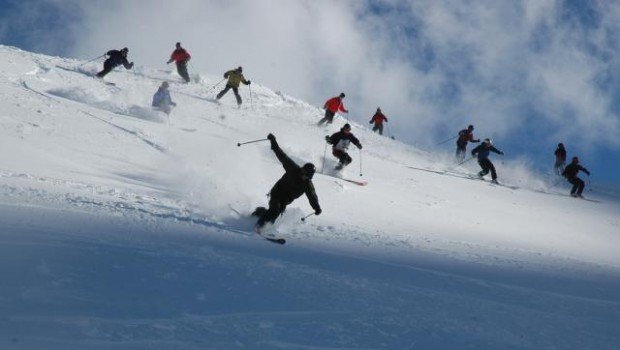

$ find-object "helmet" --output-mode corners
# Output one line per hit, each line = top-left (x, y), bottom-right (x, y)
(161, 81), (169, 88)
(572, 156), (579, 163)
(343, 123), (351, 131)
(339, 92), (345, 98)
(468, 124), (474, 130)
(302, 163), (316, 178)
(237, 66), (243, 72)
(176, 42), (181, 48)
(121, 47), (128, 53)
(558, 143), (564, 148)
(484, 138), (492, 144)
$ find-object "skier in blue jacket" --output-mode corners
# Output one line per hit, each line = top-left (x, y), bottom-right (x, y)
(471, 138), (504, 183)
(152, 81), (176, 115)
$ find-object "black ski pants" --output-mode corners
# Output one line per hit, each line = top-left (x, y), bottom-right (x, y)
(372, 124), (384, 135)
(455, 141), (467, 163)
(256, 196), (287, 227)
(478, 158), (497, 180)
(317, 110), (336, 126)
(96, 59), (116, 78)
(333, 149), (352, 166)
(176, 60), (190, 83)
(554, 159), (565, 176)
(216, 84), (242, 105)
(568, 177), (585, 195)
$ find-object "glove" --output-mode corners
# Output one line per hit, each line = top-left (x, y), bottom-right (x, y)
(247, 80), (251, 85)
(325, 135), (332, 144)
(369, 121), (373, 124)
(357, 144), (363, 150)
(315, 208), (322, 216)
(171, 102), (177, 106)
(267, 133), (276, 142)
(129, 62), (134, 69)
(499, 151), (504, 155)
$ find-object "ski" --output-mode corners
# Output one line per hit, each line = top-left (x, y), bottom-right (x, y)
(260, 236), (286, 245)
(406, 165), (518, 189)
(317, 172), (367, 186)
(228, 205), (287, 244)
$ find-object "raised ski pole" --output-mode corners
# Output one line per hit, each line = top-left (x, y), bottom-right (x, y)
(301, 213), (315, 222)
(237, 138), (268, 147)
(79, 54), (105, 67)
(436, 135), (458, 146)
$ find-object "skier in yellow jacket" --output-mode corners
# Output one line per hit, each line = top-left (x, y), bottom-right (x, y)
(216, 66), (251, 106)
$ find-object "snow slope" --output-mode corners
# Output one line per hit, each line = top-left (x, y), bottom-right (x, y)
(1, 45), (619, 349)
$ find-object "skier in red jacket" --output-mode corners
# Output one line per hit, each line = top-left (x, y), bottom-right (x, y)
(167, 42), (191, 83)
(318, 93), (348, 126)
(369, 107), (388, 135)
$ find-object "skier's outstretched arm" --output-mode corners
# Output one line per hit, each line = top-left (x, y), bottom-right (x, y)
(490, 146), (504, 155)
(268, 134), (298, 173)
(305, 182), (322, 215)
(351, 135), (362, 149)
(579, 165), (590, 175)
(122, 57), (133, 69)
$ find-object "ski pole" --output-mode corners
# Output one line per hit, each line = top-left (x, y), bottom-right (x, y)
(436, 135), (457, 146)
(548, 177), (564, 190)
(359, 148), (363, 177)
(458, 156), (475, 166)
(587, 174), (592, 192)
(321, 142), (328, 173)
(79, 54), (105, 66)
(236, 138), (268, 147)
(300, 213), (315, 222)
(207, 78), (225, 92)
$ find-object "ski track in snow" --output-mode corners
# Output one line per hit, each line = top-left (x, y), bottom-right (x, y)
(1, 45), (620, 349)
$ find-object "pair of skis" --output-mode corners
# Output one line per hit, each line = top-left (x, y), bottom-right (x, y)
(228, 206), (286, 245)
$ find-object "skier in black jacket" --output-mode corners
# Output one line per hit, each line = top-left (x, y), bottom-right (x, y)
(471, 138), (504, 183)
(252, 134), (321, 232)
(562, 156), (590, 197)
(96, 47), (134, 78)
(325, 123), (362, 170)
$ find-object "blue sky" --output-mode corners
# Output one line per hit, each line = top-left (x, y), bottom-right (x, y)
(1, 0), (619, 186)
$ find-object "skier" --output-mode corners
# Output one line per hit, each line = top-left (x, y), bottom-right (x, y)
(562, 156), (590, 198)
(317, 93), (348, 126)
(96, 47), (134, 78)
(456, 125), (480, 163)
(325, 123), (362, 170)
(166, 42), (191, 83)
(471, 138), (504, 183)
(554, 143), (567, 176)
(369, 107), (388, 135)
(216, 66), (250, 107)
(252, 133), (321, 233)
(152, 81), (176, 115)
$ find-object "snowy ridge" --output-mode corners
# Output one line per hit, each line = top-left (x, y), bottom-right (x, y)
(1, 45), (619, 349)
